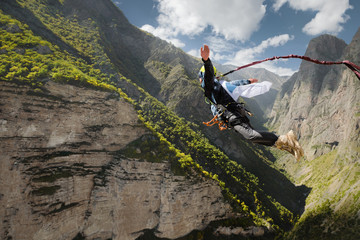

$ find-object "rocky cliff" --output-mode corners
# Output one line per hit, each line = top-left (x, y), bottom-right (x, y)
(269, 33), (359, 158)
(268, 31), (360, 238)
(44, 0), (307, 216)
(0, 80), (232, 240)
(4, 0), (359, 239)
(0, 1), (298, 239)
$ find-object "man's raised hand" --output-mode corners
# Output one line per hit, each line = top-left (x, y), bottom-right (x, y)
(201, 45), (210, 61)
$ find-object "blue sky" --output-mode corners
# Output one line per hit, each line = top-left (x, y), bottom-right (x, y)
(113, 0), (360, 76)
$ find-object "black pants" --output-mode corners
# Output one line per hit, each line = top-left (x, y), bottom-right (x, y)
(226, 109), (278, 146)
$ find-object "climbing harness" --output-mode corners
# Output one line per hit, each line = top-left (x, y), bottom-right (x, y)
(202, 102), (252, 131)
(203, 113), (228, 131)
(202, 104), (228, 130)
(217, 54), (360, 81)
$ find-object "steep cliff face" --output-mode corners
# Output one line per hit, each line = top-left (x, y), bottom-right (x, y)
(0, 80), (232, 240)
(0, 1), (307, 238)
(51, 0), (309, 215)
(269, 33), (359, 158)
(268, 30), (360, 238)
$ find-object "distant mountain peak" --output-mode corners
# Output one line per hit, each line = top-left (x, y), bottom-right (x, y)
(301, 34), (347, 68)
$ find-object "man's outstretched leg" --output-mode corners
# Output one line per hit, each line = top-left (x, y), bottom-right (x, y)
(228, 112), (304, 161)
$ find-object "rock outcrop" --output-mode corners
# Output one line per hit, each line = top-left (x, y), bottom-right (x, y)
(0, 80), (232, 240)
(267, 30), (360, 239)
(269, 33), (360, 158)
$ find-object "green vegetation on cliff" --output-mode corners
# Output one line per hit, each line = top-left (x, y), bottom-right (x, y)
(2, 0), (359, 239)
(0, 10), (113, 90)
(0, 2), (296, 236)
(280, 150), (360, 239)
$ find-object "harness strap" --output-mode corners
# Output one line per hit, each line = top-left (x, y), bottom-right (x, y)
(223, 102), (253, 117)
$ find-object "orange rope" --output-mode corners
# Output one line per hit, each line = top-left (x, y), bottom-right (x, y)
(202, 115), (228, 131)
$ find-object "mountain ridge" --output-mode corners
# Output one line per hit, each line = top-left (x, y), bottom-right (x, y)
(268, 30), (360, 239)
(0, 0), (359, 239)
(0, 1), (296, 239)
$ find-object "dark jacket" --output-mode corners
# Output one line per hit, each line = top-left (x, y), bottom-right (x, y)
(201, 58), (253, 123)
(201, 58), (237, 106)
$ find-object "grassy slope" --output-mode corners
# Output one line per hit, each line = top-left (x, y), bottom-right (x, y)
(274, 148), (360, 239)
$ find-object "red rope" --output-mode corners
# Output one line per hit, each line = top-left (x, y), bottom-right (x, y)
(219, 55), (360, 81)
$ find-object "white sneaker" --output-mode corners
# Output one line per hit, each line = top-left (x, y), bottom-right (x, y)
(275, 130), (304, 161)
(286, 130), (304, 161)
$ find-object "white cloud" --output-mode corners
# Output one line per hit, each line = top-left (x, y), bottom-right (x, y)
(167, 38), (185, 48)
(228, 34), (294, 65)
(141, 0), (266, 46)
(225, 34), (295, 76)
(187, 49), (198, 58)
(141, 24), (185, 48)
(141, 24), (155, 34)
(187, 40), (233, 62)
(272, 0), (288, 12)
(260, 61), (297, 76)
(207, 36), (236, 54)
(272, 0), (353, 35)
(204, 36), (237, 62)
